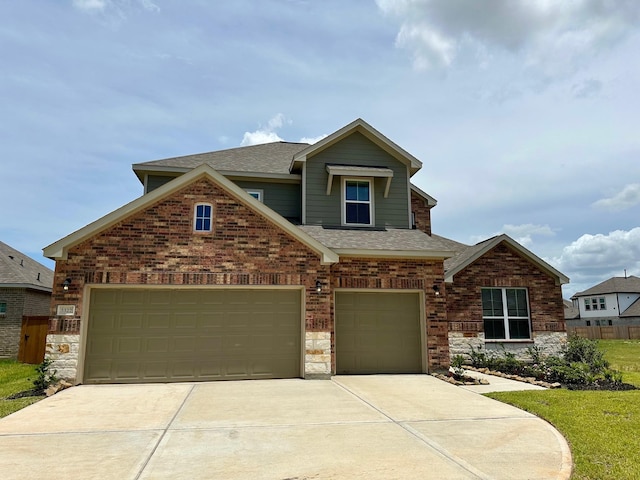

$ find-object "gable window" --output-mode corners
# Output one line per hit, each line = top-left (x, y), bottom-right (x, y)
(584, 297), (606, 311)
(481, 288), (531, 340)
(194, 203), (212, 232)
(343, 179), (372, 226)
(245, 189), (263, 202)
(0, 302), (6, 315)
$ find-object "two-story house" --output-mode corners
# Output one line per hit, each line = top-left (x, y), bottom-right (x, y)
(43, 119), (568, 383)
(568, 275), (640, 327)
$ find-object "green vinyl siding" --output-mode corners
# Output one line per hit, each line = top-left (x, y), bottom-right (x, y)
(233, 181), (301, 222)
(146, 174), (180, 193)
(305, 132), (410, 228)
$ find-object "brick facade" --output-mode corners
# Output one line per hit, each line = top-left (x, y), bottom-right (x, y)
(48, 177), (452, 380)
(446, 242), (566, 357)
(0, 287), (51, 358)
(410, 191), (432, 235)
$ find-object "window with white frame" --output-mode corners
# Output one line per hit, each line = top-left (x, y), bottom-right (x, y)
(481, 288), (531, 340)
(343, 178), (372, 226)
(245, 189), (263, 202)
(194, 203), (212, 232)
(584, 297), (606, 311)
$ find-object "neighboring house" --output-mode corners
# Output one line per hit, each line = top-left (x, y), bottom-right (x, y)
(563, 299), (580, 323)
(430, 235), (569, 359)
(43, 119), (568, 384)
(568, 276), (640, 327)
(0, 241), (53, 362)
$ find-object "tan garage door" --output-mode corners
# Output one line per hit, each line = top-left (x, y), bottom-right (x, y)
(84, 288), (301, 384)
(335, 291), (422, 374)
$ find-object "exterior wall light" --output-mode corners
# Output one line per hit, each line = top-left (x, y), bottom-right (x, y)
(432, 284), (440, 296)
(62, 278), (72, 291)
(316, 280), (322, 294)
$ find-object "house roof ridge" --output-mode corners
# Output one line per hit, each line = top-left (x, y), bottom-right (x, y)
(572, 275), (640, 297)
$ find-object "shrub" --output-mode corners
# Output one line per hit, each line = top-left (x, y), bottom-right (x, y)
(32, 358), (57, 394)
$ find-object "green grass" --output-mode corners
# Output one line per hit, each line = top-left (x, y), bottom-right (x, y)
(486, 340), (640, 480)
(0, 360), (43, 418)
(599, 339), (640, 386)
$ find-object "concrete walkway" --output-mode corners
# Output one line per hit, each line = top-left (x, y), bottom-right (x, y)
(0, 375), (571, 480)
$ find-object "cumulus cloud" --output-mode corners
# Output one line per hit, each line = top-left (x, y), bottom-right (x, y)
(240, 114), (327, 146)
(240, 114), (287, 146)
(592, 184), (640, 211)
(376, 0), (640, 74)
(552, 228), (640, 286)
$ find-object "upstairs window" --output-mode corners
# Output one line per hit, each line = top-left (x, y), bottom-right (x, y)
(481, 288), (531, 340)
(343, 179), (372, 226)
(194, 203), (212, 232)
(584, 297), (606, 311)
(245, 189), (263, 202)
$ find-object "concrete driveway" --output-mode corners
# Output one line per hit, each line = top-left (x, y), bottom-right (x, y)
(0, 375), (571, 480)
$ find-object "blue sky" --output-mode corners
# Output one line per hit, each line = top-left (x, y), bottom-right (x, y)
(1, 0), (639, 298)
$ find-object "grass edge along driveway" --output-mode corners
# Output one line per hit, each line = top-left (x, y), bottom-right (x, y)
(0, 360), (42, 418)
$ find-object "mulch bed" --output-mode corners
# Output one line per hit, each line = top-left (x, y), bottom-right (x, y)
(6, 389), (44, 400)
(566, 380), (637, 391)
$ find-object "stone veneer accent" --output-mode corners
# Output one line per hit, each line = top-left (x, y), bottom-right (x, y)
(448, 331), (567, 362)
(45, 334), (80, 380)
(305, 331), (331, 379)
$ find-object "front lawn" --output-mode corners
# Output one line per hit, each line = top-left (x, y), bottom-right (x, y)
(0, 360), (43, 418)
(599, 339), (640, 386)
(487, 339), (640, 480)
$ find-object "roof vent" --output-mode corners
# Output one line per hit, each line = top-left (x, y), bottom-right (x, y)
(8, 255), (14, 260)
(37, 272), (41, 282)
(20, 259), (24, 266)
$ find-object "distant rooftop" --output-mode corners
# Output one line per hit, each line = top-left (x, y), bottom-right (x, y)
(572, 276), (640, 298)
(0, 241), (54, 291)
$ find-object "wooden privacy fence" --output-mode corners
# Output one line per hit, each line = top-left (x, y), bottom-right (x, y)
(566, 325), (640, 340)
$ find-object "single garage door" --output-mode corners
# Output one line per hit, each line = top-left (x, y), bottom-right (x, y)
(335, 291), (422, 374)
(84, 288), (301, 384)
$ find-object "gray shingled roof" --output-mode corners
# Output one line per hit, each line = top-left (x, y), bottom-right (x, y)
(573, 276), (640, 297)
(0, 241), (54, 290)
(133, 142), (309, 175)
(297, 226), (452, 253)
(431, 234), (483, 274)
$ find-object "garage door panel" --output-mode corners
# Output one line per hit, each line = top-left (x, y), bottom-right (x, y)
(336, 291), (422, 375)
(85, 288), (301, 384)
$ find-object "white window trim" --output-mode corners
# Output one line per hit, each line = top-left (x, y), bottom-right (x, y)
(193, 202), (213, 232)
(244, 189), (264, 202)
(341, 177), (374, 227)
(482, 287), (532, 341)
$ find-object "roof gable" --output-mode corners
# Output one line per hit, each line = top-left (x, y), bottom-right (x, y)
(0, 241), (53, 291)
(291, 118), (422, 175)
(44, 164), (338, 265)
(439, 234), (569, 286)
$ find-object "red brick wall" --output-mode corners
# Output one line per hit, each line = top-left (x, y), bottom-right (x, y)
(411, 191), (432, 235)
(447, 243), (565, 336)
(330, 258), (449, 371)
(50, 178), (331, 334)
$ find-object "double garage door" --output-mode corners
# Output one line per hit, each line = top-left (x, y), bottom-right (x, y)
(83, 288), (301, 384)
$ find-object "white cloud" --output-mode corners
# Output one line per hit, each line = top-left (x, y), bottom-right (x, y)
(240, 114), (287, 146)
(240, 114), (326, 146)
(592, 184), (640, 211)
(376, 0), (640, 75)
(73, 0), (109, 12)
(299, 134), (328, 145)
(552, 228), (640, 280)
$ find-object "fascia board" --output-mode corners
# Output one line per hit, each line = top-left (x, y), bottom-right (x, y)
(444, 235), (570, 286)
(291, 119), (422, 173)
(410, 184), (438, 206)
(0, 283), (53, 293)
(44, 164), (338, 265)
